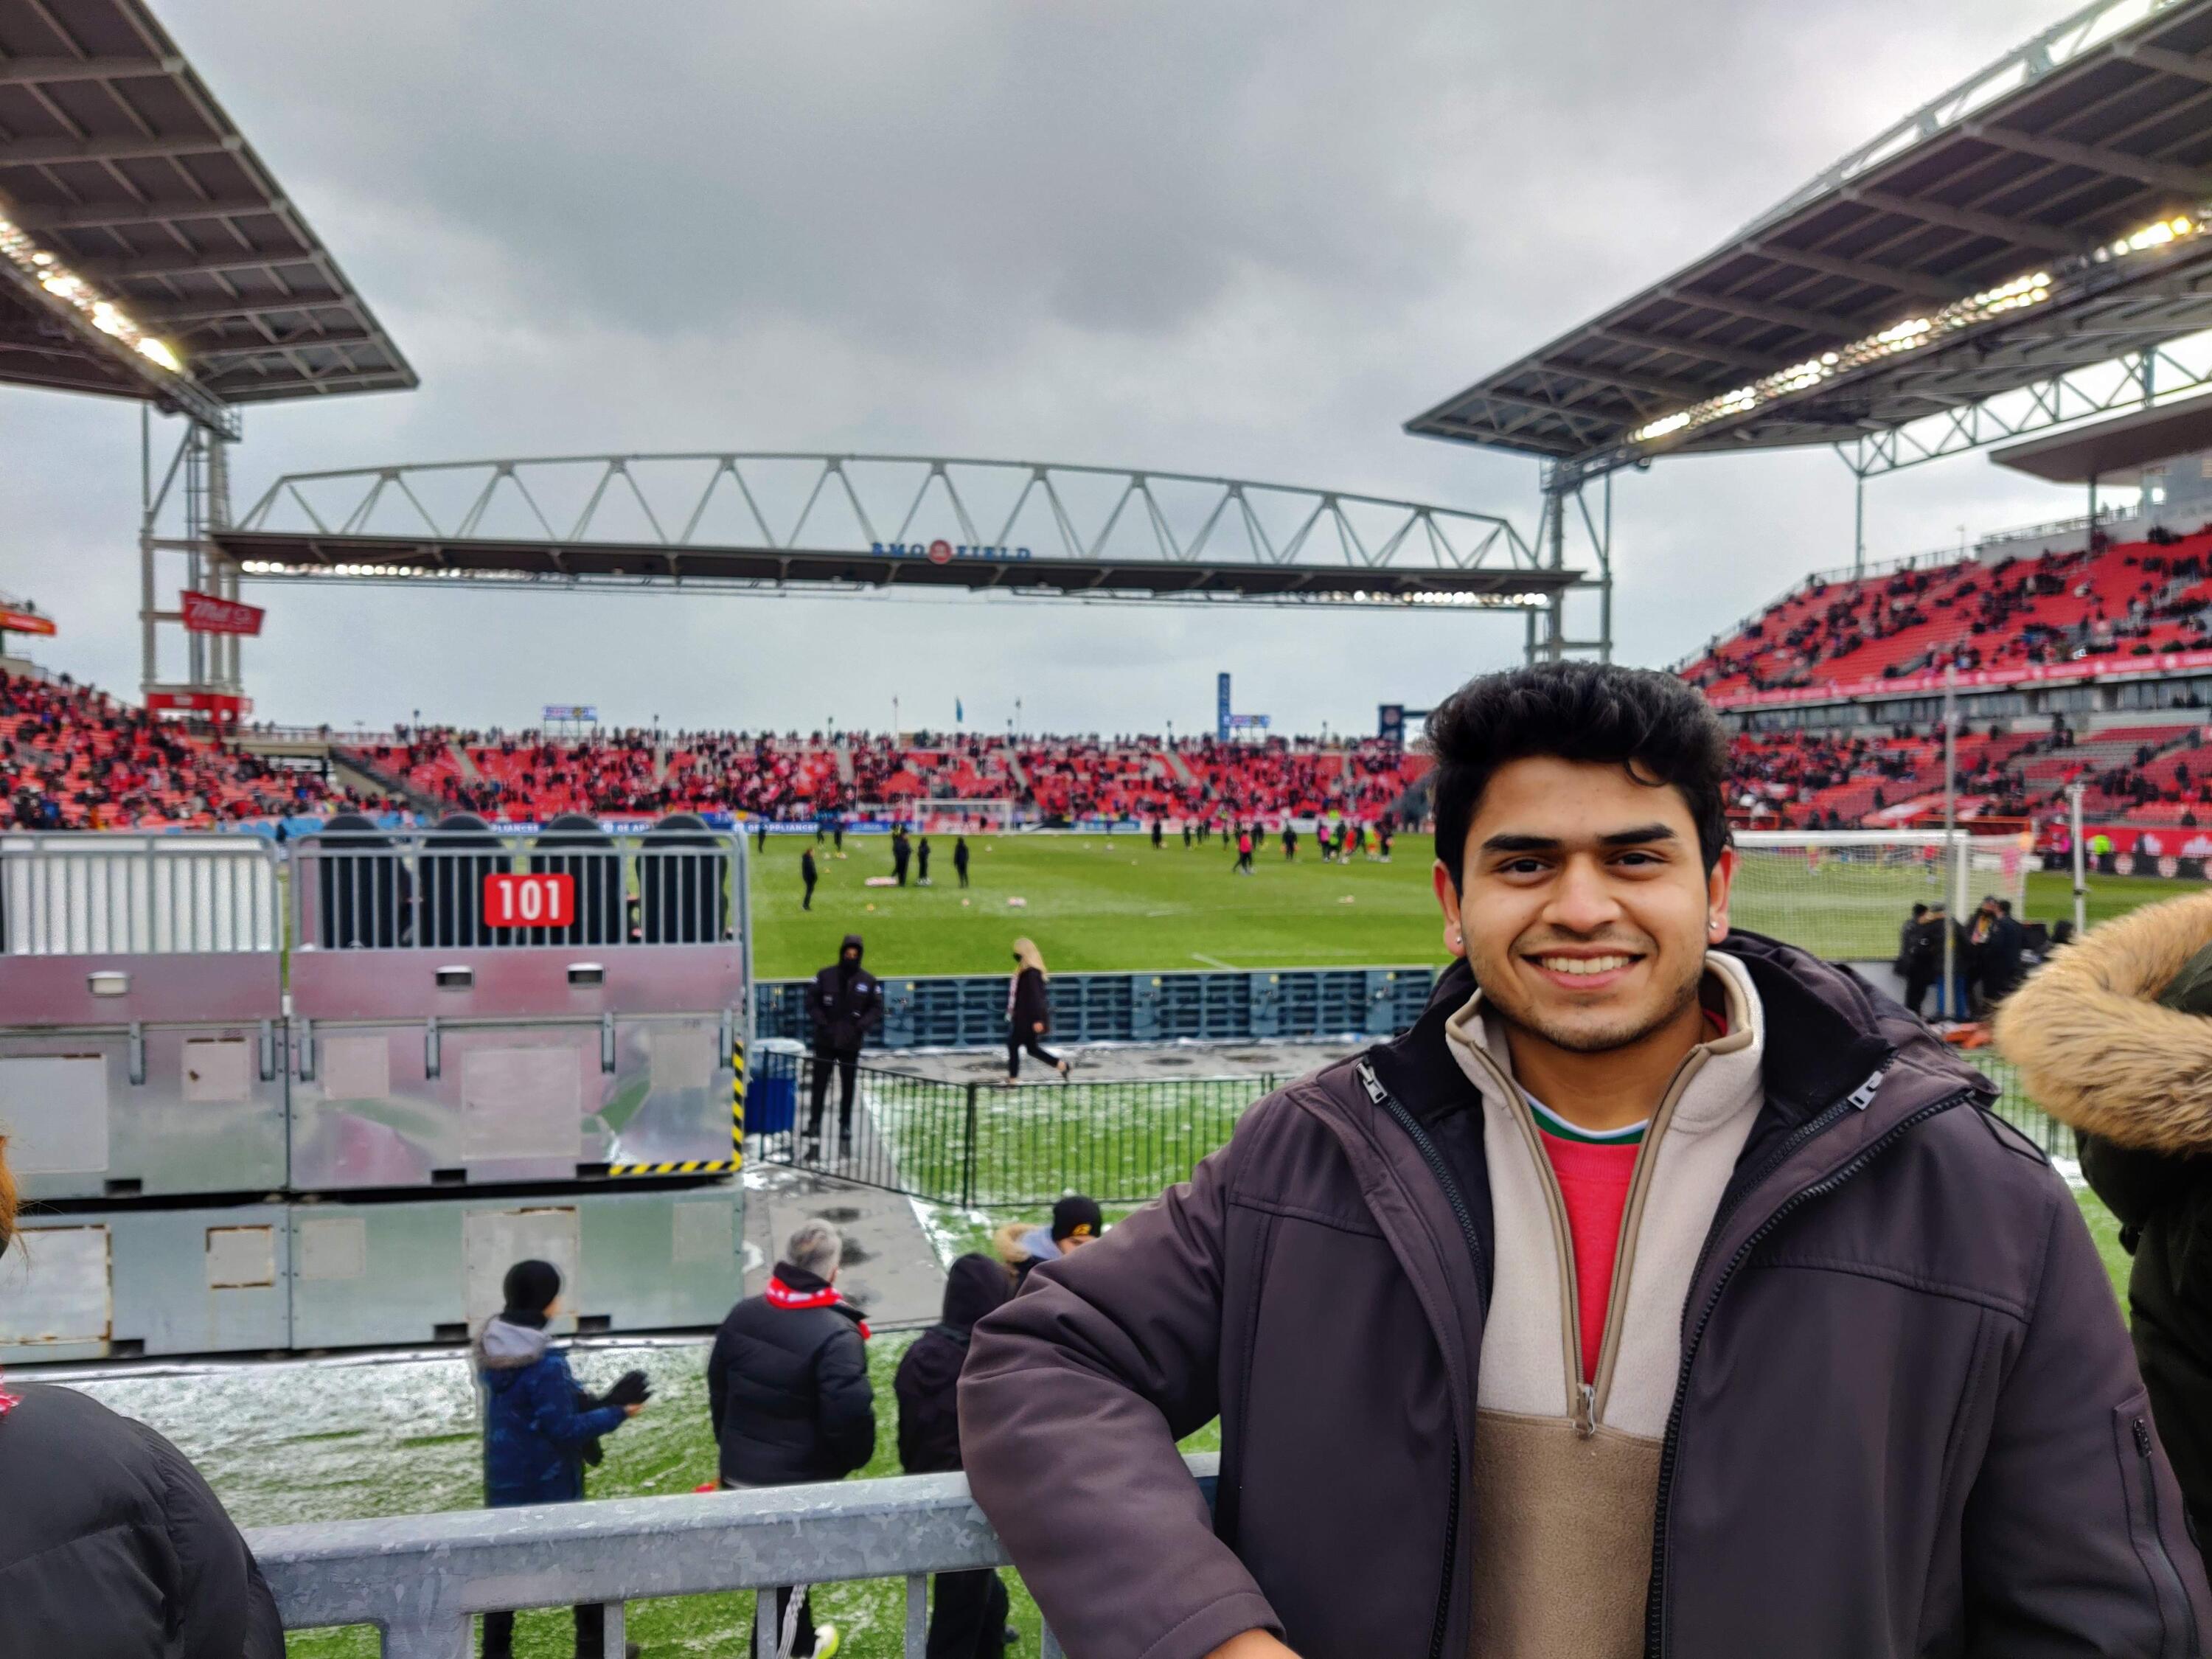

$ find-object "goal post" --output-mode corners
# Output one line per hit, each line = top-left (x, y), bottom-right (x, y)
(1728, 831), (2031, 964)
(857, 798), (1020, 832)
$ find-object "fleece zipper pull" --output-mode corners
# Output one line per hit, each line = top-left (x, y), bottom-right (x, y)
(1573, 1381), (1597, 1439)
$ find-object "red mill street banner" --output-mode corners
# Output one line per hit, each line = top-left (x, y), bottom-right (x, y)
(0, 608), (56, 636)
(179, 591), (265, 636)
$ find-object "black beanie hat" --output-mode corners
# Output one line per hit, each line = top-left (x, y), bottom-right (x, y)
(1051, 1194), (1103, 1244)
(502, 1259), (562, 1315)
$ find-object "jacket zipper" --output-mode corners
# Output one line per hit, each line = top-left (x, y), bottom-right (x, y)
(1362, 1062), (1486, 1659)
(2134, 1414), (2201, 1656)
(1641, 1079), (1966, 1659)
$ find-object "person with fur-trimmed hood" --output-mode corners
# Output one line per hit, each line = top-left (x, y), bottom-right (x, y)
(992, 1194), (1104, 1285)
(1998, 890), (2212, 1537)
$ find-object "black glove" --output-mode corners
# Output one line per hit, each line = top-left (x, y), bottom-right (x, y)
(602, 1368), (653, 1409)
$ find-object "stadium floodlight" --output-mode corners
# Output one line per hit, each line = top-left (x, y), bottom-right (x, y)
(0, 207), (184, 378)
(2097, 212), (2199, 262)
(1625, 212), (2209, 449)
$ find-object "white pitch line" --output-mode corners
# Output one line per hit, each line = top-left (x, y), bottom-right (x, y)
(1190, 952), (1237, 969)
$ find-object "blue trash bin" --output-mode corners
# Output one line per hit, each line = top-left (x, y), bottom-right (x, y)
(748, 1038), (804, 1138)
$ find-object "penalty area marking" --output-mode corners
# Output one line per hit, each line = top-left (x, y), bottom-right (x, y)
(1191, 952), (1237, 969)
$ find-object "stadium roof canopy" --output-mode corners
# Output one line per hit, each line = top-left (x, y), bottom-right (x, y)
(1992, 383), (2212, 479)
(1407, 0), (2212, 479)
(0, 0), (414, 431)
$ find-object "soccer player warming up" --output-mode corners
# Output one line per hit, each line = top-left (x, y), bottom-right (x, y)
(959, 661), (2209, 1659)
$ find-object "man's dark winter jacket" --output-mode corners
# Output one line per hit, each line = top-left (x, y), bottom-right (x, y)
(963, 935), (2210, 1659)
(1978, 911), (2028, 999)
(810, 935), (883, 1051)
(475, 1315), (625, 1507)
(0, 1380), (284, 1657)
(707, 1263), (875, 1486)
(2000, 891), (2212, 1543)
(896, 1254), (1013, 1475)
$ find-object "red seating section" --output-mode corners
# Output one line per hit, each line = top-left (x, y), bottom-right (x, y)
(1, 669), (380, 830)
(355, 728), (1422, 825)
(1687, 530), (2212, 698)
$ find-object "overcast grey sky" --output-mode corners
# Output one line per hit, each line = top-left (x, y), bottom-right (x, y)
(2, 0), (2100, 737)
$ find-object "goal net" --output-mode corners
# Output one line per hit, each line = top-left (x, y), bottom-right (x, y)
(858, 798), (1020, 832)
(1729, 832), (2030, 963)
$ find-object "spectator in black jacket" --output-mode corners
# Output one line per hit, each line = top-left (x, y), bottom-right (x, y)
(807, 934), (883, 1161)
(708, 1218), (874, 1658)
(896, 1255), (1015, 1659)
(0, 1135), (285, 1658)
(1006, 936), (1069, 1085)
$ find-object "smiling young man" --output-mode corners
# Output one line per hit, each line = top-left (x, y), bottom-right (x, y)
(961, 662), (2208, 1659)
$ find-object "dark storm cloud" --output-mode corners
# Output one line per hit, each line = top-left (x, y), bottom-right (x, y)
(2, 0), (2089, 733)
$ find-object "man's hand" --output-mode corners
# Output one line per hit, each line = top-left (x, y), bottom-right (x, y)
(622, 1402), (647, 1418)
(1205, 1635), (1296, 1659)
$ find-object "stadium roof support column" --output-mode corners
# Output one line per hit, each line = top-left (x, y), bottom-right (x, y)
(140, 416), (246, 711)
(1525, 466), (1613, 666)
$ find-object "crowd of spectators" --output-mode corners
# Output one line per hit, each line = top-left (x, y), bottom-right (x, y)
(1726, 714), (2212, 830)
(1685, 528), (2212, 698)
(352, 727), (1427, 827)
(1, 669), (382, 830)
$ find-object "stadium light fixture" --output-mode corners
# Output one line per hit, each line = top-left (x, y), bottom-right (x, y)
(1628, 209), (2207, 450)
(0, 207), (187, 379)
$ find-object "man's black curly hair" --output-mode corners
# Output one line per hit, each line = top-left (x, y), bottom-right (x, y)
(1426, 661), (1731, 886)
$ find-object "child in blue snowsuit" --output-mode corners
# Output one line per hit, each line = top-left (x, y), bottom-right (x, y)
(475, 1259), (650, 1658)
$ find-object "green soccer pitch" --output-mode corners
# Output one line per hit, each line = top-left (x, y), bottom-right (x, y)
(745, 831), (2193, 981)
(748, 832), (1447, 979)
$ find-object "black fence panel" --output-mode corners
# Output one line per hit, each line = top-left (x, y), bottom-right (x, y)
(748, 1048), (1273, 1208)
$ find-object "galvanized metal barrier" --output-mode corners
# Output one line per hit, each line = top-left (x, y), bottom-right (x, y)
(755, 964), (1437, 1048)
(0, 833), (288, 1206)
(246, 1454), (1221, 1658)
(288, 815), (752, 1189)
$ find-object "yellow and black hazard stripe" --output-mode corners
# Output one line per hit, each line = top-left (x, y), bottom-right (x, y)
(610, 1034), (748, 1177)
(610, 1158), (742, 1176)
(729, 1034), (746, 1168)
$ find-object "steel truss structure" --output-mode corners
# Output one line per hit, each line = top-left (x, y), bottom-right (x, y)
(1843, 333), (2212, 473)
(218, 453), (1572, 611)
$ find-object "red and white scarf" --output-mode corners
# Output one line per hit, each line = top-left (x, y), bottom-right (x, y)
(765, 1273), (870, 1339)
(0, 1368), (17, 1419)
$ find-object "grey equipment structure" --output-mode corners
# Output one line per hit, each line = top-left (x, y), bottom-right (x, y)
(1405, 0), (2212, 662)
(0, 0), (415, 712)
(0, 819), (753, 1363)
(0, 834), (291, 1363)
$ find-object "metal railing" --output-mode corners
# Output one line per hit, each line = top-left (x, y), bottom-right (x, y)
(293, 824), (742, 951)
(751, 1049), (1271, 1207)
(0, 831), (281, 955)
(246, 1455), (1219, 1658)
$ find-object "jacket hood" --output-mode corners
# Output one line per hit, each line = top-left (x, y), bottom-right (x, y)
(940, 1252), (1013, 1333)
(994, 1220), (1058, 1267)
(1995, 891), (2212, 1154)
(473, 1314), (550, 1376)
(840, 933), (865, 966)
